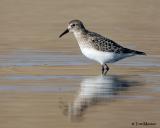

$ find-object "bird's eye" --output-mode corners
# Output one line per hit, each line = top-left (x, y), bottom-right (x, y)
(71, 24), (75, 27)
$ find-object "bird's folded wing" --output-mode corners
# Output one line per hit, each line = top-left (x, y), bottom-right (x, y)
(88, 32), (124, 53)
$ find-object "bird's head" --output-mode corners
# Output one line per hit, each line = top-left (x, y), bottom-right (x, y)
(59, 20), (85, 38)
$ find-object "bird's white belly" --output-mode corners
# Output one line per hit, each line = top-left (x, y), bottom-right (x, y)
(80, 48), (118, 64)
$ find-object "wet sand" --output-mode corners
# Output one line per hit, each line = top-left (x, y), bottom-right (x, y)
(0, 0), (160, 128)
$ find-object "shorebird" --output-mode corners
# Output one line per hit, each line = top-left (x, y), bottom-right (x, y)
(59, 20), (146, 75)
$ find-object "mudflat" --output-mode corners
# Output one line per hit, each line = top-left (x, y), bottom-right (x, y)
(0, 0), (160, 128)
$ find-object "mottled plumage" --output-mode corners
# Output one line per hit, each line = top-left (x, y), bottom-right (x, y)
(59, 20), (146, 75)
(87, 31), (145, 55)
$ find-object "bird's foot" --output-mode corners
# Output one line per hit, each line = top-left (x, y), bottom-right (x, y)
(102, 64), (109, 76)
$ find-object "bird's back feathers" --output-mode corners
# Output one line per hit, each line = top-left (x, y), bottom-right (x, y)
(87, 31), (146, 55)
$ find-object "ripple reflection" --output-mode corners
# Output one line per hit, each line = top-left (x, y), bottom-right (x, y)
(62, 75), (143, 121)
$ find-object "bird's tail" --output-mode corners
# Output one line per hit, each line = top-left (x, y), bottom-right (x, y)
(124, 48), (146, 55)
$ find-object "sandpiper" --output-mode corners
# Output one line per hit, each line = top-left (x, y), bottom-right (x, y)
(59, 20), (146, 75)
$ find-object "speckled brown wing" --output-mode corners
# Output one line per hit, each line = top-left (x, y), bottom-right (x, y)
(87, 31), (124, 54)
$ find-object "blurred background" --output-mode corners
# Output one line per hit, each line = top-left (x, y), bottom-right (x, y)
(0, 0), (160, 128)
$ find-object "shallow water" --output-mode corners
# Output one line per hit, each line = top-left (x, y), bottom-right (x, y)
(0, 50), (159, 128)
(0, 0), (160, 128)
(0, 50), (160, 67)
(0, 74), (159, 128)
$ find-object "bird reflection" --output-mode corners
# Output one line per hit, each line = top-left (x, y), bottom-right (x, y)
(62, 75), (140, 121)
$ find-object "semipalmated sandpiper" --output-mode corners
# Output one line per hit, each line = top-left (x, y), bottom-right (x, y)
(59, 20), (146, 75)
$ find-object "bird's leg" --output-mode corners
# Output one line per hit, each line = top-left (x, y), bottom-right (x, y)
(103, 64), (109, 75)
(101, 65), (104, 75)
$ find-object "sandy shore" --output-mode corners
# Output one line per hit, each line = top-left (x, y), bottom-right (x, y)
(0, 0), (160, 128)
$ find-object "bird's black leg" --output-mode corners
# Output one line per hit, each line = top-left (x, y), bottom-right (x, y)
(103, 64), (109, 75)
(101, 65), (104, 75)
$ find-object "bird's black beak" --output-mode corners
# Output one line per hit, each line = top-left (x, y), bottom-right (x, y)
(59, 29), (69, 38)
